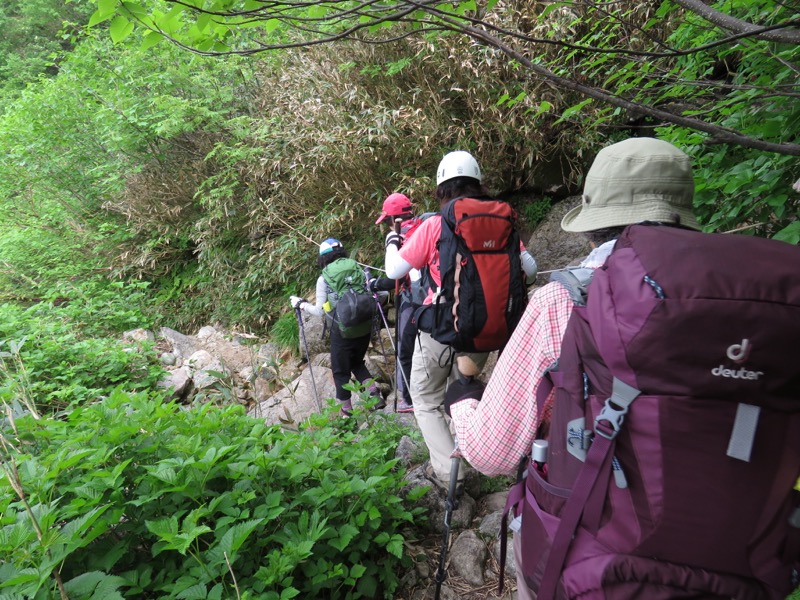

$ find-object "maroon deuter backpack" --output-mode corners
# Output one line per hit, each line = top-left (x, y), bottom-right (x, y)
(502, 224), (800, 599)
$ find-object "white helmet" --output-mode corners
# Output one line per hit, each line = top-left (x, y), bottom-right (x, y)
(436, 151), (482, 186)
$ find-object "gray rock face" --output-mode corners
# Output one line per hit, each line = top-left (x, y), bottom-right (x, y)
(156, 366), (193, 400)
(249, 364), (338, 427)
(524, 196), (592, 278)
(160, 327), (202, 360)
(296, 311), (328, 357)
(155, 326), (262, 405)
(122, 328), (155, 344)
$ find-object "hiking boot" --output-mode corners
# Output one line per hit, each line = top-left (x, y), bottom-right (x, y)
(367, 385), (387, 411)
(338, 400), (353, 418)
(396, 399), (414, 413)
(423, 462), (463, 497)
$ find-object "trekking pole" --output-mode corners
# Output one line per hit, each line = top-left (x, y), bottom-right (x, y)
(386, 300), (417, 414)
(374, 298), (400, 411)
(364, 268), (398, 407)
(295, 306), (323, 413)
(434, 454), (461, 600)
(374, 295), (397, 356)
(434, 355), (480, 600)
(393, 218), (403, 297)
(365, 267), (411, 412)
(363, 268), (397, 355)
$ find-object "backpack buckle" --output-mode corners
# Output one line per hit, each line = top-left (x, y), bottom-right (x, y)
(594, 378), (641, 440)
(594, 400), (628, 440)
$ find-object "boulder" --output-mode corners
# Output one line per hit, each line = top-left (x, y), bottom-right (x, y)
(160, 327), (202, 360)
(449, 530), (489, 586)
(525, 196), (591, 277)
(249, 364), (337, 427)
(156, 366), (193, 400)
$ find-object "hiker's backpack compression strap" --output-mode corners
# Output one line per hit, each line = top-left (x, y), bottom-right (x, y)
(536, 377), (640, 599)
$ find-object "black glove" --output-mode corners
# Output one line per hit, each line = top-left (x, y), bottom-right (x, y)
(368, 277), (395, 293)
(443, 378), (486, 417)
(385, 231), (402, 249)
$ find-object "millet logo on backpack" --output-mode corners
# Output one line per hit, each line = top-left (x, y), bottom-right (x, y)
(711, 338), (763, 380)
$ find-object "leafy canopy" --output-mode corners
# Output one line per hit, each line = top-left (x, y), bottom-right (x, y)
(89, 0), (800, 156)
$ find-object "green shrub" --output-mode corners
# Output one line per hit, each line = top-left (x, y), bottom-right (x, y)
(479, 474), (515, 496)
(269, 312), (300, 355)
(518, 196), (553, 230)
(0, 390), (421, 599)
(0, 278), (163, 411)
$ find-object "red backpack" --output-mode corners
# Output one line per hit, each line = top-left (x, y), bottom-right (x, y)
(427, 197), (528, 352)
(502, 224), (800, 599)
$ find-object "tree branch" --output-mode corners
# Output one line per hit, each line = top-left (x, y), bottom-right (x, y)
(451, 19), (800, 155)
(672, 0), (800, 44)
(118, 0), (800, 155)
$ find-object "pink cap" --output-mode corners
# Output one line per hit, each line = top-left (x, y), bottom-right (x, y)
(375, 193), (413, 225)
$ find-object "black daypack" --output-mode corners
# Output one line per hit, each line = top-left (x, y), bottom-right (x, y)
(427, 197), (528, 352)
(321, 258), (374, 338)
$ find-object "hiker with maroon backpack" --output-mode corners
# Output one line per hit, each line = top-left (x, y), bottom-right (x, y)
(384, 151), (538, 492)
(444, 137), (800, 599)
(375, 192), (426, 413)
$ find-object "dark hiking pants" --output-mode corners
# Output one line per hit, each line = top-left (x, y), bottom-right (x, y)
(396, 297), (418, 404)
(330, 325), (372, 402)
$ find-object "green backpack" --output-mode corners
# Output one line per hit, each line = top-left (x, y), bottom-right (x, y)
(321, 258), (375, 338)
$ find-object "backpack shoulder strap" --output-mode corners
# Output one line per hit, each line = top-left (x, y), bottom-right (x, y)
(440, 196), (471, 228)
(321, 266), (334, 294)
(321, 264), (334, 286)
(549, 267), (595, 306)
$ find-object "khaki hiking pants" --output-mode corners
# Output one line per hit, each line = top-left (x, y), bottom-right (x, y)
(410, 330), (487, 483)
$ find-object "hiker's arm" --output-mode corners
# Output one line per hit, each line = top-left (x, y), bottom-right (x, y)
(450, 283), (573, 477)
(298, 276), (327, 318)
(385, 244), (413, 279)
(368, 277), (396, 293)
(386, 215), (438, 279)
(520, 249), (538, 285)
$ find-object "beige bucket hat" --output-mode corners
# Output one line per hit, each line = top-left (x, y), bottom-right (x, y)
(561, 138), (700, 233)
